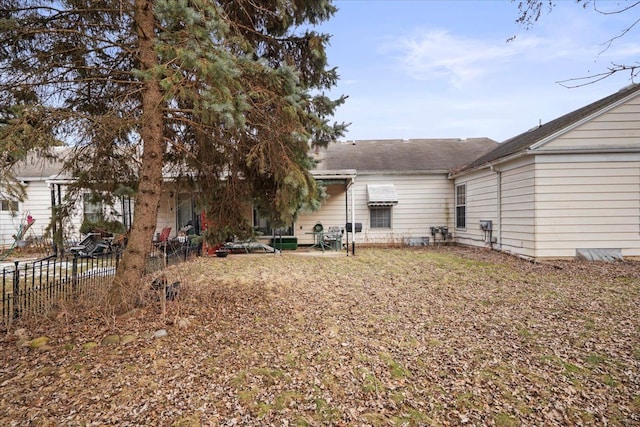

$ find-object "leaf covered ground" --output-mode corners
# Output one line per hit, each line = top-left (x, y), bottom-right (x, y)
(1, 246), (639, 426)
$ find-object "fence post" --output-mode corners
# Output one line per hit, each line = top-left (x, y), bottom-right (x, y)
(72, 254), (79, 294)
(12, 260), (19, 319)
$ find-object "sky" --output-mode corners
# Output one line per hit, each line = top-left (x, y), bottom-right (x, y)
(317, 0), (640, 142)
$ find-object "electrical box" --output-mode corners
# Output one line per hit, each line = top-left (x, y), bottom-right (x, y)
(345, 222), (362, 233)
(480, 220), (493, 231)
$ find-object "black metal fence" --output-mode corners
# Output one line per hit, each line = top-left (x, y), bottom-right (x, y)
(145, 241), (202, 274)
(1, 242), (202, 327)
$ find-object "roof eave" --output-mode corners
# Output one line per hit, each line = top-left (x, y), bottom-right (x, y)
(531, 146), (640, 155)
(311, 169), (357, 180)
(357, 169), (451, 175)
(448, 151), (529, 179)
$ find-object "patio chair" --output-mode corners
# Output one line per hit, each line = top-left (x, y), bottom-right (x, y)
(70, 233), (110, 257)
(154, 227), (172, 248)
(323, 226), (343, 251)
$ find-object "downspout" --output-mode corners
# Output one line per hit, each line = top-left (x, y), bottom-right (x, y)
(49, 183), (57, 255)
(344, 180), (349, 255)
(489, 165), (502, 250)
(496, 169), (502, 250)
(57, 184), (63, 256)
(349, 177), (356, 256)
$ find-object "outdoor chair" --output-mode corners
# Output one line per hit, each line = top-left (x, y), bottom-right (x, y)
(154, 227), (172, 248)
(323, 226), (343, 251)
(70, 233), (110, 257)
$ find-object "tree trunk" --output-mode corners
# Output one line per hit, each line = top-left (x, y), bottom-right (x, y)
(108, 0), (165, 314)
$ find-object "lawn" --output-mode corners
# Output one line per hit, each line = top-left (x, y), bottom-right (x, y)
(1, 246), (639, 426)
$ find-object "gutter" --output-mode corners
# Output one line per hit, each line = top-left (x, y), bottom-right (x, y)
(352, 169), (451, 176)
(530, 147), (640, 155)
(448, 151), (529, 180)
(311, 169), (357, 180)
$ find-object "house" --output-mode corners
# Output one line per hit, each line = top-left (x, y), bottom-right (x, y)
(5, 84), (640, 260)
(451, 83), (640, 260)
(0, 151), (68, 248)
(1, 148), (132, 250)
(150, 139), (497, 249)
(294, 138), (498, 247)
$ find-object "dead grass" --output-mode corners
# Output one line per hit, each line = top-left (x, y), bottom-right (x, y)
(1, 246), (639, 426)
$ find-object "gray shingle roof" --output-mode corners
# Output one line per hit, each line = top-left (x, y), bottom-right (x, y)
(462, 83), (640, 171)
(13, 147), (70, 181)
(313, 138), (498, 173)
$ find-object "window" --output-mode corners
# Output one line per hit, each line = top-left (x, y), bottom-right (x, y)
(176, 193), (194, 231)
(1, 200), (18, 212)
(370, 206), (392, 228)
(83, 193), (103, 223)
(455, 184), (466, 229)
(253, 208), (294, 236)
(367, 184), (396, 229)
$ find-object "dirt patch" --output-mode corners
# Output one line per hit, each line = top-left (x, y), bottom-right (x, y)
(1, 246), (639, 426)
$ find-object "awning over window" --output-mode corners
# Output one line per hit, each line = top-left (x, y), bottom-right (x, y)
(367, 184), (398, 206)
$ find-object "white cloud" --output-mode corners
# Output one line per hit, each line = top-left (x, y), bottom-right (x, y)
(378, 26), (619, 89)
(381, 29), (522, 87)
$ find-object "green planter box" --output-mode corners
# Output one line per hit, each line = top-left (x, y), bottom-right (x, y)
(271, 237), (298, 250)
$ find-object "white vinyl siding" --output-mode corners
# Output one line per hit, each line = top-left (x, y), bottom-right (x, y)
(533, 154), (640, 258)
(499, 158), (536, 257)
(453, 169), (497, 247)
(1, 181), (71, 247)
(0, 205), (18, 248)
(542, 95), (640, 150)
(296, 183), (348, 245)
(356, 174), (452, 245)
(298, 174), (453, 246)
(21, 182), (58, 238)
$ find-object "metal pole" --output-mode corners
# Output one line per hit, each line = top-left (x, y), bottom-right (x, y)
(344, 180), (349, 255)
(351, 181), (356, 256)
(12, 261), (20, 319)
(57, 184), (64, 256)
(50, 185), (57, 255)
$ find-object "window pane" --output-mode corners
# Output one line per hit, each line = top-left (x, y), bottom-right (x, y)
(1, 200), (18, 211)
(456, 206), (466, 229)
(83, 193), (102, 223)
(456, 184), (466, 205)
(253, 208), (294, 236)
(455, 184), (466, 229)
(370, 207), (391, 228)
(176, 193), (193, 230)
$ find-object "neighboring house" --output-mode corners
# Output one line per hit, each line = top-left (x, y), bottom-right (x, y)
(151, 139), (497, 247)
(294, 138), (498, 246)
(0, 151), (69, 248)
(451, 83), (640, 260)
(1, 148), (132, 249)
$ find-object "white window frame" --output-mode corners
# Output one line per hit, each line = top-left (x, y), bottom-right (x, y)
(455, 184), (466, 230)
(369, 206), (392, 229)
(83, 193), (103, 223)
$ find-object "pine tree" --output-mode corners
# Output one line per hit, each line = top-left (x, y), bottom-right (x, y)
(0, 0), (346, 313)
